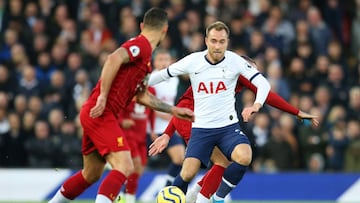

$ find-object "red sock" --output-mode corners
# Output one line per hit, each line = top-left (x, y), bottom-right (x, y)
(98, 170), (127, 201)
(126, 173), (139, 194)
(61, 170), (92, 200)
(200, 165), (225, 198)
(197, 169), (211, 187)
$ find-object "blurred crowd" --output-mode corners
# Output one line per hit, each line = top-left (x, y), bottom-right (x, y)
(0, 0), (359, 173)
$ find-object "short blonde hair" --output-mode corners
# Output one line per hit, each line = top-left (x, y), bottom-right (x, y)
(205, 21), (230, 37)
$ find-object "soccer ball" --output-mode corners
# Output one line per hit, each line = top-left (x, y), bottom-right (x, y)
(156, 186), (186, 203)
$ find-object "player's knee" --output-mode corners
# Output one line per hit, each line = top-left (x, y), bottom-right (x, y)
(180, 169), (196, 182)
(231, 144), (252, 166)
(171, 155), (184, 165)
(82, 169), (102, 184)
(112, 163), (135, 177)
(168, 145), (185, 165)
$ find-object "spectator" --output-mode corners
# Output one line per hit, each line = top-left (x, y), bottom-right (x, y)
(266, 62), (290, 100)
(116, 9), (138, 44)
(24, 120), (56, 168)
(29, 33), (50, 65)
(346, 86), (360, 121)
(72, 69), (92, 114)
(0, 64), (19, 96)
(247, 112), (271, 159)
(13, 94), (27, 117)
(289, 20), (314, 59)
(344, 119), (360, 172)
(35, 51), (56, 88)
(56, 121), (82, 168)
(326, 122), (349, 171)
(307, 153), (325, 172)
(307, 6), (332, 55)
(17, 64), (41, 98)
(247, 29), (266, 58)
(0, 112), (27, 167)
(326, 63), (348, 105)
(310, 55), (330, 87)
(278, 113), (300, 167)
(0, 107), (9, 135)
(21, 110), (36, 138)
(0, 28), (19, 63)
(48, 108), (65, 136)
(27, 95), (43, 119)
(314, 85), (332, 118)
(298, 107), (328, 169)
(229, 15), (250, 50)
(259, 123), (295, 171)
(263, 5), (295, 55)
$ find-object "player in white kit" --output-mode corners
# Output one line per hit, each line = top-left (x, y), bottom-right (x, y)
(148, 21), (271, 203)
(150, 49), (186, 186)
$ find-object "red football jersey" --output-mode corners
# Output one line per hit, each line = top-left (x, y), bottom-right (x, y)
(118, 87), (155, 142)
(86, 35), (152, 115)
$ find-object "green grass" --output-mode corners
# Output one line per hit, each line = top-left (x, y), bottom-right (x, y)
(1, 201), (338, 203)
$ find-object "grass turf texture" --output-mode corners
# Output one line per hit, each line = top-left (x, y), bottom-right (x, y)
(3, 201), (338, 203)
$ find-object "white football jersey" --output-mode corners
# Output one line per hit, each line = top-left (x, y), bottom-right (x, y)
(151, 69), (179, 133)
(149, 50), (268, 128)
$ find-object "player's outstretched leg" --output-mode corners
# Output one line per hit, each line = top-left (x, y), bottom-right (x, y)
(48, 152), (106, 203)
(96, 151), (134, 203)
(212, 163), (247, 203)
(48, 171), (92, 203)
(194, 164), (225, 203)
(212, 143), (251, 203)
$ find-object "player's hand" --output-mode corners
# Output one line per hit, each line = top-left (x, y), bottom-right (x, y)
(171, 107), (195, 122)
(297, 110), (319, 126)
(241, 103), (261, 122)
(149, 134), (171, 156)
(90, 94), (107, 118)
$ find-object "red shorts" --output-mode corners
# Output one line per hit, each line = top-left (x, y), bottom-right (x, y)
(126, 134), (148, 166)
(80, 104), (130, 157)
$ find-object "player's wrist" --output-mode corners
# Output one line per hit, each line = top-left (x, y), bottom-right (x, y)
(253, 103), (262, 111)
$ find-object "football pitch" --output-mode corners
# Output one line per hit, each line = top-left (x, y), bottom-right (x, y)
(3, 201), (338, 203)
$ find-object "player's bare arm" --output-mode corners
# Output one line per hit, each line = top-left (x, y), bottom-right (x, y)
(136, 90), (194, 121)
(90, 48), (130, 118)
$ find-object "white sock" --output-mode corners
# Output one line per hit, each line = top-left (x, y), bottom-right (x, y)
(186, 183), (201, 203)
(192, 183), (202, 194)
(48, 189), (71, 203)
(196, 192), (210, 203)
(95, 194), (112, 203)
(125, 193), (136, 203)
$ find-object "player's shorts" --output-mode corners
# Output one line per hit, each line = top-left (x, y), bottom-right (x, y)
(80, 103), (130, 157)
(185, 122), (250, 166)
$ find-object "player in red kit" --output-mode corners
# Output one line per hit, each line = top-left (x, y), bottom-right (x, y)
(116, 87), (156, 203)
(149, 56), (319, 203)
(48, 8), (193, 203)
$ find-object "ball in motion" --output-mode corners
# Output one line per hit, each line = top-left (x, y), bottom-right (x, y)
(156, 186), (186, 203)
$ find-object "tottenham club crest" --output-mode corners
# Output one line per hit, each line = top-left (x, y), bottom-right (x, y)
(129, 45), (140, 57)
